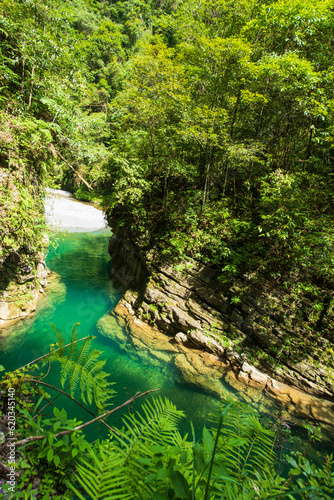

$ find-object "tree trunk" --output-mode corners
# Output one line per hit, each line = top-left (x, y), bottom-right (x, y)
(202, 144), (213, 211)
(202, 161), (211, 210)
(28, 65), (35, 108)
(230, 88), (242, 138)
(307, 119), (313, 158)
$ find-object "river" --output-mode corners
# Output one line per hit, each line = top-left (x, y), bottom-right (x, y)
(0, 191), (332, 463)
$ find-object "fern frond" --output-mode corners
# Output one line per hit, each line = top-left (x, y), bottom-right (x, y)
(57, 346), (114, 410)
(69, 444), (131, 500)
(210, 401), (275, 485)
(118, 396), (185, 460)
(75, 335), (93, 366)
(46, 324), (66, 361)
(102, 397), (189, 497)
(67, 322), (80, 360)
(43, 327), (115, 411)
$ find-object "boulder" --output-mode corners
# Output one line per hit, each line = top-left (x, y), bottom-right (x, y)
(175, 332), (188, 344)
(188, 329), (225, 356)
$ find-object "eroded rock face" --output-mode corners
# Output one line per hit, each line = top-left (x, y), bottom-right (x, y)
(0, 269), (60, 331)
(107, 237), (334, 403)
(188, 329), (226, 357)
(0, 294), (38, 329)
(175, 332), (188, 344)
(100, 300), (334, 426)
(0, 281), (43, 331)
(104, 236), (334, 429)
(108, 237), (148, 289)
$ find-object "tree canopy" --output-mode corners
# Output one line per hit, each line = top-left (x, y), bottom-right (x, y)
(2, 0), (334, 285)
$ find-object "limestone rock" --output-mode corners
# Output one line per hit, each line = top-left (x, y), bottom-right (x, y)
(231, 309), (243, 325)
(107, 234), (334, 417)
(156, 274), (189, 299)
(237, 371), (250, 385)
(225, 370), (248, 393)
(97, 311), (129, 346)
(237, 363), (269, 390)
(310, 401), (334, 425)
(186, 298), (226, 329)
(188, 329), (225, 356)
(174, 352), (229, 399)
(172, 308), (201, 332)
(226, 349), (241, 364)
(0, 252), (50, 329)
(0, 289), (38, 330)
(241, 362), (252, 373)
(266, 378), (292, 405)
(248, 367), (269, 388)
(175, 332), (188, 344)
(144, 284), (167, 306)
(111, 303), (179, 355)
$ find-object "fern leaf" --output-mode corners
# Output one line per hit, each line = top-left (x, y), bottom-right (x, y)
(70, 445), (131, 500)
(115, 397), (185, 463)
(53, 330), (114, 410)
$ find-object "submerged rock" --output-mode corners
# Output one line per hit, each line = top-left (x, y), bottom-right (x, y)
(99, 297), (334, 426)
(174, 352), (230, 399)
(107, 237), (334, 403)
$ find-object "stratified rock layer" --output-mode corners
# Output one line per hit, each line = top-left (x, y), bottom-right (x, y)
(0, 259), (50, 330)
(107, 236), (334, 426)
(98, 302), (334, 426)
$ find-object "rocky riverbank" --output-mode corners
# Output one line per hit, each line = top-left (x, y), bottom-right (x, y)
(0, 188), (107, 331)
(98, 300), (334, 427)
(106, 235), (334, 425)
(0, 259), (49, 330)
(0, 170), (49, 331)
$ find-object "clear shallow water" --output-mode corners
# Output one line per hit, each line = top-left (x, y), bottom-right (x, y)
(0, 229), (333, 462)
(0, 230), (224, 438)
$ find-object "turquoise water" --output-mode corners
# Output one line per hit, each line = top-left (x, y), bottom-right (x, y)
(0, 229), (225, 437)
(0, 229), (333, 461)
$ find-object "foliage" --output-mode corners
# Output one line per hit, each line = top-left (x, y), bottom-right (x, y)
(0, 326), (115, 496)
(0, 0), (113, 289)
(66, 400), (334, 500)
(0, 179), (47, 270)
(2, 0), (334, 289)
(0, 334), (333, 498)
(1, 0), (334, 494)
(101, 0), (334, 291)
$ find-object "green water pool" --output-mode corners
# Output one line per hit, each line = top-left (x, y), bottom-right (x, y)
(0, 229), (333, 461)
(0, 230), (227, 435)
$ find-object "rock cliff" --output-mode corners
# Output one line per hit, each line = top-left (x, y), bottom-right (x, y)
(0, 170), (50, 330)
(0, 258), (50, 330)
(107, 235), (334, 424)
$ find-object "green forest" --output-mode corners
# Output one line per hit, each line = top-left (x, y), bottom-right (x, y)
(2, 0), (334, 283)
(1, 0), (334, 497)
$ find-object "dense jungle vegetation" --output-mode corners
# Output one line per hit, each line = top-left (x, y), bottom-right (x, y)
(1, 0), (334, 497)
(1, 0), (334, 286)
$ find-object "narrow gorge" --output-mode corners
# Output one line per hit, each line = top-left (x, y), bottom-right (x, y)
(2, 0), (334, 495)
(103, 232), (334, 428)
